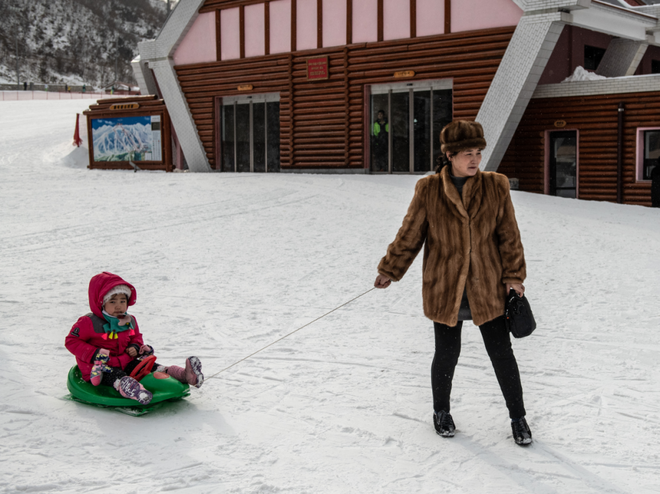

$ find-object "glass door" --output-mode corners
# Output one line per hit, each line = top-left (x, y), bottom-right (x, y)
(221, 93), (280, 172)
(643, 130), (659, 180)
(549, 131), (577, 198)
(370, 80), (452, 173)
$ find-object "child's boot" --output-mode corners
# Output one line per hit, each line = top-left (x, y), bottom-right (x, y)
(114, 376), (152, 405)
(90, 349), (111, 386)
(186, 356), (204, 388)
(167, 357), (204, 388)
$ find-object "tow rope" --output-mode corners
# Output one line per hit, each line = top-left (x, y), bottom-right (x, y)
(205, 287), (376, 381)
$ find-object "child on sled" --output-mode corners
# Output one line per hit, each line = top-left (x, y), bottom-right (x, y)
(65, 272), (203, 405)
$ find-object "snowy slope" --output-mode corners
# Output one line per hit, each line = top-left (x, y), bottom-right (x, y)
(0, 100), (659, 493)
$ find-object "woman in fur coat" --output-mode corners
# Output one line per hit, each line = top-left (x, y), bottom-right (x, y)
(374, 120), (532, 446)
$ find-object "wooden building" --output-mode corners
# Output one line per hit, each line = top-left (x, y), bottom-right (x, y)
(134, 0), (660, 206)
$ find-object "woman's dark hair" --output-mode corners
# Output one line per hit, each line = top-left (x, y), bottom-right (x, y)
(435, 152), (451, 174)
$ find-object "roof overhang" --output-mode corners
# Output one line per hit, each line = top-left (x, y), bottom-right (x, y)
(567, 0), (659, 42)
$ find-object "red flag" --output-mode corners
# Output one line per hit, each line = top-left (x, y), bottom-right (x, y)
(73, 113), (83, 147)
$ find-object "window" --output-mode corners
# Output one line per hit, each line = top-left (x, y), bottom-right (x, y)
(652, 60), (660, 75)
(637, 128), (660, 181)
(584, 45), (606, 71)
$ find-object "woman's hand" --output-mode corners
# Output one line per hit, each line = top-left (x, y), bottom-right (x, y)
(374, 274), (392, 289)
(126, 346), (138, 358)
(506, 283), (525, 297)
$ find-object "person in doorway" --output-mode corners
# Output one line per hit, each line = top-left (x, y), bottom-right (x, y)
(65, 272), (204, 405)
(372, 110), (389, 172)
(374, 120), (532, 446)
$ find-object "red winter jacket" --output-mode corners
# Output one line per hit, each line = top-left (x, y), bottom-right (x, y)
(65, 272), (144, 381)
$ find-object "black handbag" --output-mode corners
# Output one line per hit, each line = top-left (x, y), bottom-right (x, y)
(505, 289), (536, 338)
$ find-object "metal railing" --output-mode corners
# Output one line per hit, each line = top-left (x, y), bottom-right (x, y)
(0, 91), (115, 101)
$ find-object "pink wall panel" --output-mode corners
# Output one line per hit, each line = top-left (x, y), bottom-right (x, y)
(383, 0), (410, 41)
(451, 0), (522, 33)
(245, 3), (265, 57)
(270, 0), (291, 54)
(173, 13), (216, 66)
(221, 8), (240, 60)
(323, 0), (347, 48)
(297, 0), (318, 51)
(352, 0), (378, 43)
(417, 0), (444, 37)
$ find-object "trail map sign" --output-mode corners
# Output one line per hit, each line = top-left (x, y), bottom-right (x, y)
(84, 95), (172, 171)
(91, 115), (162, 162)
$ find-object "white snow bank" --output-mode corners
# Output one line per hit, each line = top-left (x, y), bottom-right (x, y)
(1, 100), (659, 494)
(562, 66), (607, 83)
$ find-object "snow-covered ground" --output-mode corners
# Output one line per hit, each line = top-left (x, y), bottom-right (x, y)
(1, 100), (659, 494)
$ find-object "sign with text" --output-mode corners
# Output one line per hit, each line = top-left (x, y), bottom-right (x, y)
(306, 57), (329, 81)
(110, 103), (140, 111)
(394, 70), (415, 79)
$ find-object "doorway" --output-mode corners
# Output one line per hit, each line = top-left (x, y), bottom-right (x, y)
(220, 93), (280, 172)
(369, 80), (452, 173)
(548, 130), (577, 198)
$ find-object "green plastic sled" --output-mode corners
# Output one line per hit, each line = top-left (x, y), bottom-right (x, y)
(67, 366), (190, 413)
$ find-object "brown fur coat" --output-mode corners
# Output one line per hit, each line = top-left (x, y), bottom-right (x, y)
(377, 166), (526, 326)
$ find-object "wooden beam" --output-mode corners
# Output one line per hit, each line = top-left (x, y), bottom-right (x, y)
(346, 0), (352, 45)
(216, 9), (222, 61)
(445, 0), (451, 34)
(291, 0), (297, 52)
(318, 0), (323, 49)
(377, 0), (383, 42)
(265, 1), (270, 55)
(411, 0), (416, 38)
(239, 5), (245, 58)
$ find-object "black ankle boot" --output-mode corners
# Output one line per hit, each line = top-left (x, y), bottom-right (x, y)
(433, 410), (456, 437)
(511, 417), (532, 446)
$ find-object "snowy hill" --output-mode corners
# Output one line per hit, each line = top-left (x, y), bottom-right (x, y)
(0, 0), (174, 87)
(0, 100), (659, 493)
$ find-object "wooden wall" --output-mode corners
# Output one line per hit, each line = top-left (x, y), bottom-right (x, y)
(498, 91), (660, 207)
(174, 26), (514, 170)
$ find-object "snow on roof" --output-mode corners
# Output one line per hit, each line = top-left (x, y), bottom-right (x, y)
(562, 66), (608, 83)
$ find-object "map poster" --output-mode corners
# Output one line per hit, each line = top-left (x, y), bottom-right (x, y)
(91, 115), (162, 162)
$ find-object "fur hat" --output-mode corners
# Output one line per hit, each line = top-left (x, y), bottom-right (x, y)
(440, 120), (487, 155)
(103, 285), (132, 305)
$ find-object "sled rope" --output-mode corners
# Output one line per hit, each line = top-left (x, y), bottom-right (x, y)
(206, 287), (376, 381)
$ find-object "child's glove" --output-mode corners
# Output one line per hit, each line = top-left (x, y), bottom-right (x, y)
(126, 344), (140, 358)
(139, 344), (154, 356)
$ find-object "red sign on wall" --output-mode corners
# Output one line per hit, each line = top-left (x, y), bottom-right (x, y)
(306, 56), (329, 81)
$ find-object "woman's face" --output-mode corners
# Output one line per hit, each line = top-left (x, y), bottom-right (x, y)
(448, 148), (482, 178)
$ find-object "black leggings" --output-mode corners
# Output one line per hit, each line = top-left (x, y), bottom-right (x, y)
(431, 316), (526, 419)
(99, 359), (142, 387)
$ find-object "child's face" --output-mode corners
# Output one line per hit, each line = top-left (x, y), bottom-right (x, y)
(104, 294), (128, 317)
